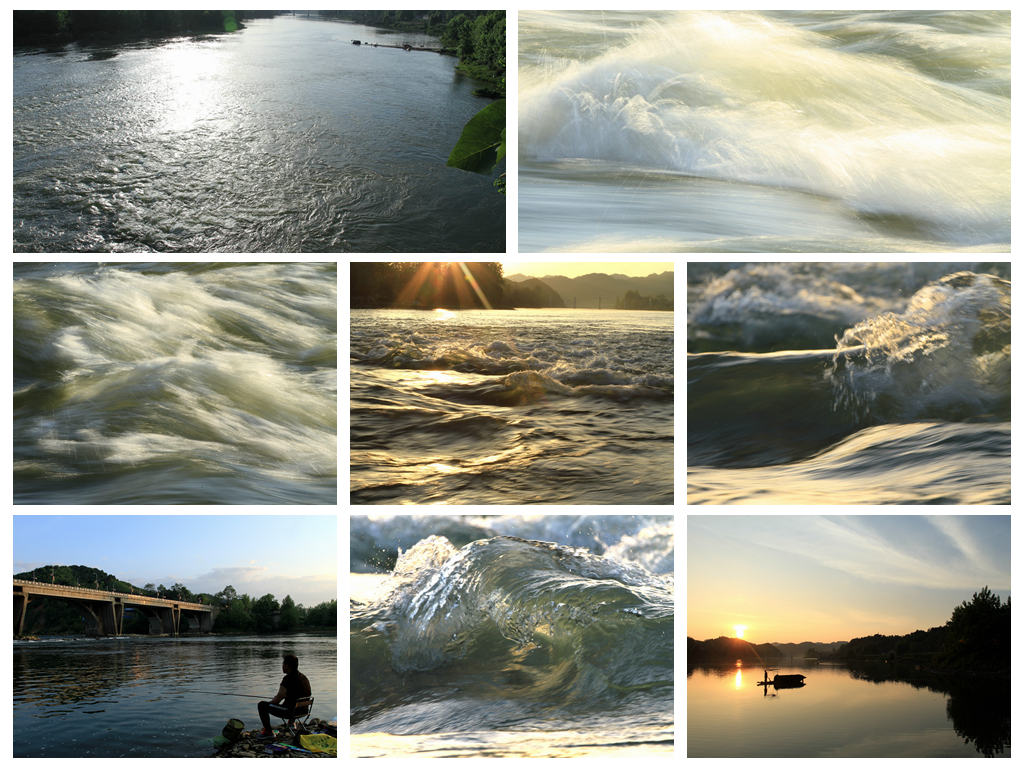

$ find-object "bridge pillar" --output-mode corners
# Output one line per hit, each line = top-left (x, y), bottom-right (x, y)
(14, 593), (29, 636)
(99, 601), (124, 635)
(72, 602), (103, 635)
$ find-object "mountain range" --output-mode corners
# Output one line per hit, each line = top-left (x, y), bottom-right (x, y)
(506, 271), (673, 309)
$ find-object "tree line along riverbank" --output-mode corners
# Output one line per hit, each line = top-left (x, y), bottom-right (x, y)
(14, 10), (506, 96)
(323, 11), (505, 93)
(13, 10), (276, 43)
(15, 564), (336, 636)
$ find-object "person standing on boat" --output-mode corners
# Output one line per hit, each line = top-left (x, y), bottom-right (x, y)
(258, 653), (311, 738)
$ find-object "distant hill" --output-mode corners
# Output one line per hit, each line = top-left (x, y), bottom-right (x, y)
(507, 271), (673, 309)
(769, 641), (849, 658)
(16, 564), (141, 593)
(688, 635), (782, 664)
(504, 277), (565, 308)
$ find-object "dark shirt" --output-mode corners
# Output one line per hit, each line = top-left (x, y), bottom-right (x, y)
(281, 671), (311, 709)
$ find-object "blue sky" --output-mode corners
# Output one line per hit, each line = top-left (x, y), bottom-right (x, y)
(14, 515), (337, 606)
(688, 515), (1010, 643)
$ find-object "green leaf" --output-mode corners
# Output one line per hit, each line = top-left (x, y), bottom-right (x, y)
(447, 99), (506, 174)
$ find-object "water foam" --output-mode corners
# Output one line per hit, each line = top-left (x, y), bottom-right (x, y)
(829, 271), (1009, 422)
(14, 263), (337, 502)
(520, 11), (1009, 243)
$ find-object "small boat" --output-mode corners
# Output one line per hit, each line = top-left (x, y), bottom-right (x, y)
(757, 673), (806, 688)
(351, 39), (361, 45)
(774, 674), (806, 685)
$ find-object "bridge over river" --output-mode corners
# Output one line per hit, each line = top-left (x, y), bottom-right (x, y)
(14, 579), (215, 636)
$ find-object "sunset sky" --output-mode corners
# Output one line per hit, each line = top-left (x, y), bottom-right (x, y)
(500, 261), (673, 279)
(688, 516), (1010, 644)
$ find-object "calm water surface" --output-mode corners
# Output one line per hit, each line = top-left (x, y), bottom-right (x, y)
(14, 634), (337, 758)
(14, 15), (504, 252)
(520, 11), (1008, 252)
(688, 664), (1008, 757)
(350, 309), (673, 505)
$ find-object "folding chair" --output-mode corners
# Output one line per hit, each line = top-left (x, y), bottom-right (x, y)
(271, 696), (314, 741)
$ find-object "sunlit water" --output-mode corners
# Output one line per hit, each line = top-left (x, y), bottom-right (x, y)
(688, 263), (1009, 504)
(519, 11), (1009, 252)
(351, 515), (674, 757)
(13, 634), (337, 758)
(688, 664), (1008, 757)
(14, 262), (337, 504)
(14, 15), (504, 252)
(350, 309), (673, 505)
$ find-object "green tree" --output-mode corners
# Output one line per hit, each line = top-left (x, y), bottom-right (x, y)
(279, 595), (301, 632)
(941, 587), (1010, 672)
(251, 593), (280, 633)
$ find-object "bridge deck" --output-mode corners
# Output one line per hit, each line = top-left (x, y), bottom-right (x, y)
(14, 579), (211, 610)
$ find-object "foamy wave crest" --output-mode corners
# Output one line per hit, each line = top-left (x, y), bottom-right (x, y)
(14, 263), (337, 503)
(352, 535), (673, 722)
(355, 335), (673, 402)
(829, 271), (1009, 421)
(520, 11), (1009, 243)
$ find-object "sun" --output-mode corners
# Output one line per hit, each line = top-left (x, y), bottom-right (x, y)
(734, 624), (747, 639)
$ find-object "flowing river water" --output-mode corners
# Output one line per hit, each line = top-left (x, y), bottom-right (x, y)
(14, 14), (505, 252)
(520, 11), (1009, 252)
(13, 634), (337, 758)
(351, 309), (674, 505)
(14, 262), (337, 504)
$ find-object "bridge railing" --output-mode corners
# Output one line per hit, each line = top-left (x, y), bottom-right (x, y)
(13, 579), (211, 610)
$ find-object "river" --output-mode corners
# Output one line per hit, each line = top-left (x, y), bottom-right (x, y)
(13, 14), (504, 252)
(14, 262), (337, 505)
(351, 515), (674, 757)
(13, 634), (337, 758)
(688, 663), (1008, 757)
(688, 263), (1009, 504)
(350, 308), (674, 505)
(520, 11), (1009, 252)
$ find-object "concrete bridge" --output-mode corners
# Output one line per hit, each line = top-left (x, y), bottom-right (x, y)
(13, 579), (215, 637)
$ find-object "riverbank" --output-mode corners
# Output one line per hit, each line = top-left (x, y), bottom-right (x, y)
(12, 10), (268, 46)
(214, 719), (337, 758)
(323, 10), (505, 95)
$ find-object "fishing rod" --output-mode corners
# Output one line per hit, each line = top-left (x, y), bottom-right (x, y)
(175, 690), (266, 698)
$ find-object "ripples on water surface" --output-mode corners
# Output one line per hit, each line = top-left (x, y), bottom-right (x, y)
(14, 15), (504, 252)
(13, 634), (337, 758)
(350, 309), (673, 505)
(688, 263), (1010, 504)
(520, 11), (1009, 252)
(351, 515), (674, 757)
(14, 262), (337, 504)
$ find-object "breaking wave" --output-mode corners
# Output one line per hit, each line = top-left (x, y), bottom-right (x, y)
(351, 534), (673, 729)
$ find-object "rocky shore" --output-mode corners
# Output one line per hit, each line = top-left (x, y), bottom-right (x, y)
(213, 719), (337, 758)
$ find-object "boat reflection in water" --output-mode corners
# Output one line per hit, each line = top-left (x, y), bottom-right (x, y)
(756, 670), (806, 695)
(688, 663), (1009, 757)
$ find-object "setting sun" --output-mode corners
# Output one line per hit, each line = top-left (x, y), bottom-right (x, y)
(734, 624), (747, 639)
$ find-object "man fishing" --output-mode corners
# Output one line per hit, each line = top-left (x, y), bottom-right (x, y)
(258, 653), (312, 739)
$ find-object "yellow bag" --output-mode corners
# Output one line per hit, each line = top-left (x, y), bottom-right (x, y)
(299, 733), (338, 755)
